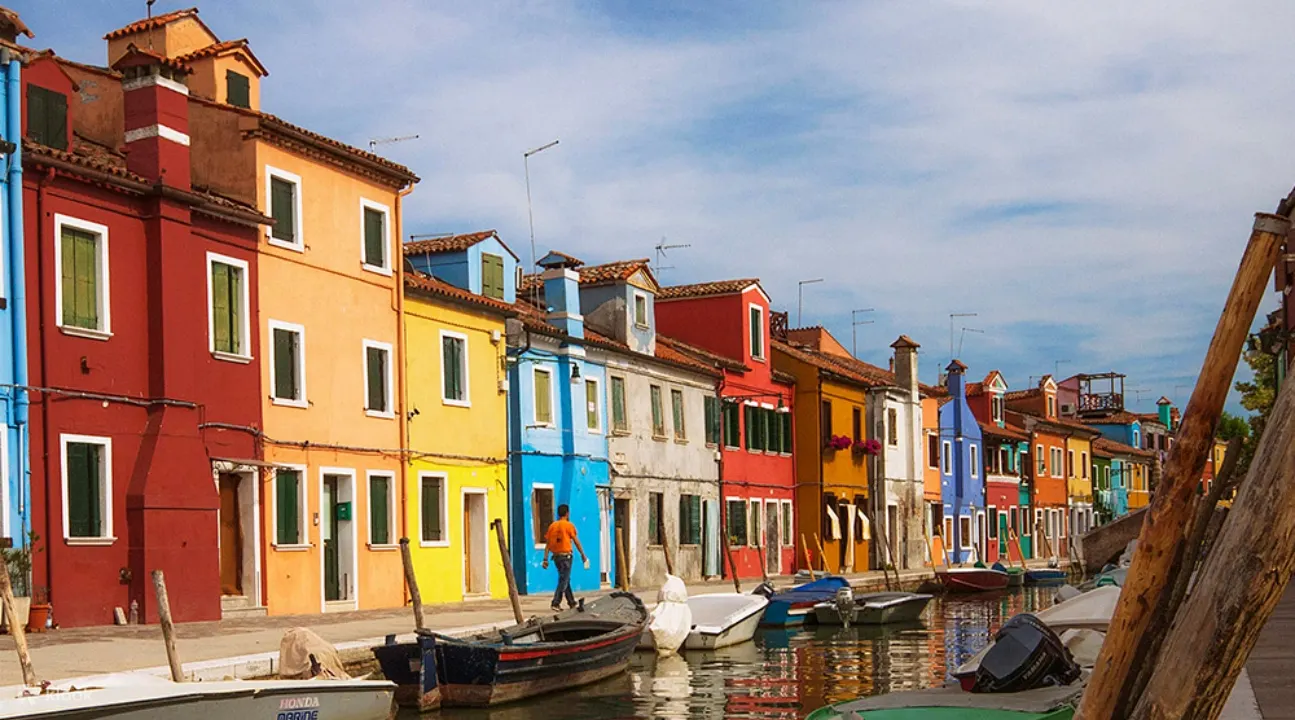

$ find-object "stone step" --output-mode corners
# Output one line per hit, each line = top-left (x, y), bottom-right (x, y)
(220, 595), (266, 619)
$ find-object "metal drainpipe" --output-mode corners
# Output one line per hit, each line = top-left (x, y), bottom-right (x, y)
(714, 373), (725, 581)
(816, 373), (823, 575)
(394, 184), (413, 557)
(36, 167), (54, 588)
(5, 52), (27, 543)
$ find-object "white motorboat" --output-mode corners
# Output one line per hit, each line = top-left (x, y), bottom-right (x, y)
(684, 592), (769, 650)
(954, 585), (1121, 677)
(0, 672), (396, 720)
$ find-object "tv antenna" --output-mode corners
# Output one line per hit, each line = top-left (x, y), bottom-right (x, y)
(654, 237), (690, 281)
(851, 309), (875, 358)
(958, 327), (984, 357)
(369, 134), (420, 152)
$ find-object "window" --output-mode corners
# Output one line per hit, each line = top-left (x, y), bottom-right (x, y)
(1037, 444), (1046, 474)
(585, 378), (601, 432)
(531, 486), (554, 545)
(1047, 395), (1056, 417)
(726, 499), (747, 546)
(1052, 448), (1064, 478)
(722, 401), (741, 449)
(269, 321), (306, 406)
(61, 435), (112, 541)
(27, 84), (67, 150)
(363, 340), (394, 417)
(1082, 452), (1089, 479)
(780, 412), (793, 454)
(928, 434), (940, 469)
(648, 492), (665, 545)
(226, 69), (250, 108)
(704, 396), (720, 446)
(781, 500), (793, 547)
(679, 495), (701, 545)
(749, 304), (765, 360)
(207, 253), (250, 359)
(970, 444), (979, 478)
(766, 407), (781, 452)
(441, 331), (469, 406)
(747, 499), (761, 547)
(1134, 429), (1141, 448)
(533, 368), (554, 425)
(1000, 447), (1011, 476)
(360, 199), (391, 273)
(1068, 450), (1075, 478)
(988, 507), (999, 539)
(1021, 506), (1031, 536)
(367, 472), (394, 546)
(633, 292), (649, 328)
(481, 252), (505, 300)
(852, 407), (862, 443)
(266, 167), (303, 250)
(1105, 466), (1112, 488)
(650, 385), (666, 438)
(55, 215), (110, 336)
(273, 466), (306, 547)
(671, 389), (686, 440)
(746, 405), (765, 452)
(942, 440), (952, 475)
(820, 401), (832, 448)
(959, 516), (972, 549)
(992, 395), (1003, 422)
(887, 408), (899, 445)
(610, 376), (628, 433)
(419, 473), (447, 545)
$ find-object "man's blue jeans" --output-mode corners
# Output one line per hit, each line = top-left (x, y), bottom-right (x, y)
(552, 553), (576, 608)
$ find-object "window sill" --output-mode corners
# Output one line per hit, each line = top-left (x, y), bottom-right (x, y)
(420, 540), (451, 549)
(365, 409), (396, 420)
(611, 429), (631, 437)
(367, 543), (399, 552)
(442, 398), (472, 409)
(723, 445), (740, 452)
(212, 351), (253, 364)
(272, 397), (309, 409)
(65, 536), (117, 547)
(634, 323), (650, 330)
(652, 435), (668, 442)
(267, 236), (305, 253)
(673, 438), (689, 445)
(273, 543), (312, 552)
(528, 423), (555, 429)
(58, 325), (112, 342)
(361, 263), (393, 277)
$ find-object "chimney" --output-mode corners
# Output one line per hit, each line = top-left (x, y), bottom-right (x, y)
(1169, 406), (1180, 431)
(113, 45), (191, 189)
(891, 335), (920, 400)
(1157, 396), (1174, 431)
(537, 252), (584, 339)
(945, 358), (968, 399)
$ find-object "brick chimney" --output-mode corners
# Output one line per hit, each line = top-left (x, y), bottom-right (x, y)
(891, 335), (920, 400)
(112, 44), (191, 189)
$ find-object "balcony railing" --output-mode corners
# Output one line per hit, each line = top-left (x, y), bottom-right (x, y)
(1078, 393), (1124, 414)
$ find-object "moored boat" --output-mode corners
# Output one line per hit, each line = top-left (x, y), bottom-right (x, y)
(992, 562), (1025, 587)
(760, 576), (850, 626)
(683, 592), (769, 650)
(804, 680), (1083, 719)
(811, 592), (933, 626)
(1024, 568), (1068, 585)
(935, 567), (1010, 593)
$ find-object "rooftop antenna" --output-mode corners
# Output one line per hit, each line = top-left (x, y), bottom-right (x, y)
(524, 139), (560, 306)
(798, 278), (824, 327)
(369, 134), (420, 152)
(949, 312), (977, 362)
(654, 237), (690, 282)
(958, 327), (984, 357)
(851, 308), (875, 358)
(146, 0), (156, 50)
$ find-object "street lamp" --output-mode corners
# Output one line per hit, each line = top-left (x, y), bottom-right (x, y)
(523, 139), (560, 301)
(798, 278), (824, 327)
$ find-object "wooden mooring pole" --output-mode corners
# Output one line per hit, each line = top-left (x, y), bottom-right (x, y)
(399, 538), (426, 631)
(0, 561), (36, 686)
(722, 530), (741, 592)
(151, 570), (184, 683)
(615, 527), (630, 592)
(1077, 212), (1288, 720)
(492, 519), (524, 625)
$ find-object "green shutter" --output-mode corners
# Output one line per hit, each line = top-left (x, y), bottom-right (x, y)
(421, 477), (442, 542)
(212, 262), (240, 354)
(648, 494), (660, 545)
(782, 412), (793, 453)
(671, 390), (685, 439)
(367, 346), (387, 412)
(443, 336), (463, 401)
(704, 397), (718, 444)
(226, 70), (250, 109)
(534, 370), (552, 424)
(61, 227), (100, 330)
(28, 85), (68, 151)
(66, 443), (101, 538)
(270, 178), (296, 242)
(586, 380), (599, 430)
(651, 386), (664, 436)
(364, 207), (385, 268)
(26, 84), (45, 145)
(725, 402), (740, 448)
(611, 377), (626, 432)
(276, 470), (300, 545)
(744, 406), (754, 449)
(482, 254), (504, 300)
(370, 476), (390, 545)
(273, 328), (299, 400)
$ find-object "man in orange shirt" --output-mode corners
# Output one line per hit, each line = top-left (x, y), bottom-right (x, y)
(541, 504), (588, 612)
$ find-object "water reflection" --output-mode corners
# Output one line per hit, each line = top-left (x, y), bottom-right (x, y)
(415, 586), (1050, 719)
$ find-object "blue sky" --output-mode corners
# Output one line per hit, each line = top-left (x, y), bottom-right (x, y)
(18, 0), (1291, 413)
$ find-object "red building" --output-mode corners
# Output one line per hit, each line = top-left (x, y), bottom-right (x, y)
(656, 279), (796, 579)
(965, 371), (1029, 564)
(23, 47), (266, 626)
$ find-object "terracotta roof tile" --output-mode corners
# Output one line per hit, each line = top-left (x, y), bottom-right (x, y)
(965, 381), (985, 397)
(981, 422), (1029, 442)
(1004, 388), (1040, 401)
(253, 109), (417, 184)
(537, 250), (584, 268)
(772, 369), (797, 386)
(657, 336), (749, 372)
(404, 273), (514, 315)
(24, 138), (147, 184)
(0, 7), (32, 39)
(658, 278), (760, 300)
(773, 340), (885, 390)
(403, 230), (517, 260)
(104, 7), (203, 39)
(577, 259), (654, 287)
(174, 38), (268, 76)
(1079, 411), (1142, 426)
(1094, 437), (1156, 459)
(890, 334), (920, 349)
(110, 43), (193, 75)
(581, 330), (720, 378)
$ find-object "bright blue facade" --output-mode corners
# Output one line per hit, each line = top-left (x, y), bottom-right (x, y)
(940, 360), (984, 564)
(1109, 457), (1129, 517)
(405, 231), (519, 304)
(1088, 419), (1141, 449)
(0, 51), (28, 550)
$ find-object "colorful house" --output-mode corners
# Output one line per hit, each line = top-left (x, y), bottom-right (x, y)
(938, 360), (984, 564)
(401, 232), (518, 604)
(1006, 376), (1068, 559)
(1063, 424), (1100, 539)
(0, 14), (26, 553)
(1093, 438), (1152, 512)
(922, 395), (944, 562)
(1091, 442), (1118, 522)
(966, 371), (1029, 564)
(656, 280), (796, 580)
(508, 252), (609, 595)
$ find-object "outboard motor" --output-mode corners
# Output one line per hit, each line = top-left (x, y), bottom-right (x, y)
(971, 614), (1080, 694)
(752, 582), (776, 599)
(834, 586), (856, 628)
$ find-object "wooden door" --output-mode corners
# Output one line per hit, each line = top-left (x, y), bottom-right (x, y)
(323, 477), (340, 601)
(218, 474), (243, 596)
(463, 500), (475, 594)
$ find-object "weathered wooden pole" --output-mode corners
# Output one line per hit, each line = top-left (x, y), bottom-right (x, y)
(0, 563), (36, 685)
(1130, 372), (1295, 720)
(800, 533), (814, 574)
(399, 538), (426, 631)
(814, 533), (834, 574)
(152, 570), (184, 683)
(615, 527), (630, 591)
(1077, 212), (1288, 720)
(661, 529), (675, 577)
(723, 530), (741, 592)
(491, 519), (524, 625)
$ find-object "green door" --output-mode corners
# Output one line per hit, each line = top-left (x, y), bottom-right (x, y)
(324, 477), (340, 601)
(998, 514), (1009, 558)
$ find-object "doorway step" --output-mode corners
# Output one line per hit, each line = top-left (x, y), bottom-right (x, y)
(220, 595), (267, 619)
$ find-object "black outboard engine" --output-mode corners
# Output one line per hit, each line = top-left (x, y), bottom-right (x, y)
(971, 614), (1080, 694)
(752, 582), (776, 599)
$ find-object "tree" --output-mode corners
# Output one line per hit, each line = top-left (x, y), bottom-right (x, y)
(1232, 342), (1278, 476)
(1216, 411), (1250, 442)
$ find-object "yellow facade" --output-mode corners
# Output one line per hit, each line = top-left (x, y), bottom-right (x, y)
(1065, 435), (1094, 506)
(402, 288), (511, 603)
(1128, 462), (1151, 509)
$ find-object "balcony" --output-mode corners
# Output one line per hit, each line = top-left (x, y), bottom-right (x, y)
(1078, 393), (1124, 414)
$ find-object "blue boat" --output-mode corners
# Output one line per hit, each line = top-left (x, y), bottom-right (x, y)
(1024, 568), (1068, 585)
(760, 576), (850, 626)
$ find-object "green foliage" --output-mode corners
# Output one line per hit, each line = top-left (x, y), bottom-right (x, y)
(1216, 411), (1251, 441)
(1, 532), (41, 598)
(1232, 342), (1280, 476)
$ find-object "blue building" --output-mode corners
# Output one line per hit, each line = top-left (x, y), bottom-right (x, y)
(404, 229), (519, 304)
(507, 251), (609, 595)
(0, 45), (27, 554)
(939, 360), (984, 564)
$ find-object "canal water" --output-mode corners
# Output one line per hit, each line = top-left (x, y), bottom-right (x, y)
(416, 585), (1051, 719)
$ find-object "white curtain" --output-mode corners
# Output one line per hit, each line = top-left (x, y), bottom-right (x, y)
(844, 504), (856, 571)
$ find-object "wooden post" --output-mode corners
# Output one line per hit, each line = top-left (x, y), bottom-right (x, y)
(0, 563), (36, 686)
(1078, 212), (1288, 720)
(800, 533), (814, 574)
(870, 510), (897, 591)
(1130, 372), (1295, 720)
(754, 533), (769, 583)
(722, 530), (741, 592)
(152, 570), (184, 683)
(399, 538), (425, 631)
(615, 527), (630, 592)
(661, 530), (675, 577)
(814, 533), (834, 575)
(492, 519), (524, 625)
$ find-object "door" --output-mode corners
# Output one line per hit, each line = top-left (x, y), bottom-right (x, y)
(613, 498), (631, 588)
(766, 503), (780, 576)
(597, 489), (611, 585)
(464, 493), (488, 595)
(323, 476), (340, 602)
(998, 513), (1010, 558)
(976, 511), (987, 564)
(218, 474), (243, 596)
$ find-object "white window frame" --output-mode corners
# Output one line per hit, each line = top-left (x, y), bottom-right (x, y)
(267, 319), (307, 408)
(1067, 449), (1075, 478)
(633, 291), (649, 328)
(60, 434), (115, 545)
(417, 471), (450, 548)
(585, 376), (603, 434)
(927, 432), (939, 470)
(942, 440), (952, 475)
(206, 251), (252, 362)
(970, 444), (979, 478)
(991, 395), (1003, 423)
(1081, 452), (1089, 479)
(781, 499), (794, 547)
(532, 367), (555, 427)
(265, 165), (305, 252)
(1052, 447), (1064, 478)
(365, 470), (398, 549)
(959, 515), (972, 550)
(747, 498), (761, 547)
(748, 303), (765, 361)
(362, 339), (395, 419)
(439, 330), (471, 408)
(53, 214), (112, 340)
(1036, 444), (1045, 474)
(358, 197), (392, 275)
(531, 483), (556, 550)
(271, 463), (310, 550)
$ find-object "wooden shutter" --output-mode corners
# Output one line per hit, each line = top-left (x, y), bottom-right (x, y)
(66, 442), (101, 537)
(482, 254), (504, 300)
(226, 70), (251, 109)
(273, 329), (298, 400)
(211, 262), (233, 353)
(689, 495), (701, 544)
(28, 85), (68, 151)
(671, 390), (685, 439)
(370, 476), (390, 545)
(61, 228), (99, 330)
(442, 336), (462, 401)
(421, 477), (442, 542)
(782, 412), (793, 453)
(611, 377), (626, 432)
(277, 470), (299, 545)
(367, 346), (387, 412)
(648, 493), (660, 545)
(364, 207), (385, 268)
(534, 370), (552, 424)
(651, 386), (664, 436)
(585, 380), (598, 430)
(270, 178), (296, 242)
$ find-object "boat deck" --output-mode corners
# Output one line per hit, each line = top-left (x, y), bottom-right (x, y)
(1249, 581), (1295, 719)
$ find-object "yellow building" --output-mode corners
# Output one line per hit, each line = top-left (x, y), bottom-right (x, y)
(1128, 460), (1151, 509)
(106, 10), (420, 616)
(401, 270), (514, 603)
(1062, 424), (1099, 536)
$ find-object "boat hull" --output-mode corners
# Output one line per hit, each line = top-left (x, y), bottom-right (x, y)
(812, 593), (933, 625)
(1025, 569), (1068, 585)
(685, 605), (764, 650)
(761, 577), (850, 626)
(759, 600), (816, 626)
(936, 569), (1010, 593)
